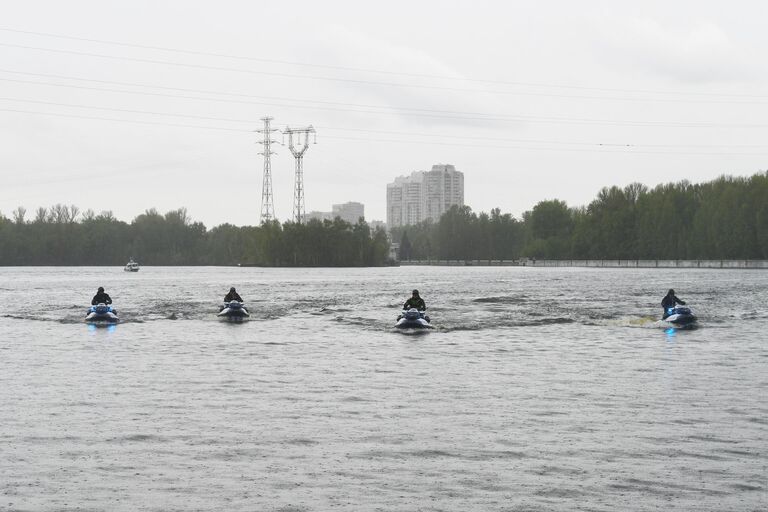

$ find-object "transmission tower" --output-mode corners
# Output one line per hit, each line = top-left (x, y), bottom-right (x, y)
(256, 116), (279, 223)
(284, 125), (316, 223)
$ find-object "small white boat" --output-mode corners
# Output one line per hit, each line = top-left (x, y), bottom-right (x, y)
(124, 258), (140, 272)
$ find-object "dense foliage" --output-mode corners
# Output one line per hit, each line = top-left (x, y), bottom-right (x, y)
(392, 172), (768, 260)
(0, 207), (390, 266)
(2, 173), (766, 265)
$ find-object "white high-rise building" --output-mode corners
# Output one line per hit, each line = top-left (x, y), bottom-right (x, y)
(332, 201), (365, 224)
(387, 164), (464, 228)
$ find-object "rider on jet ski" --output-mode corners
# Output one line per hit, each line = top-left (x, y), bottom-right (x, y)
(91, 287), (112, 305)
(403, 289), (426, 311)
(224, 287), (243, 303)
(661, 289), (686, 319)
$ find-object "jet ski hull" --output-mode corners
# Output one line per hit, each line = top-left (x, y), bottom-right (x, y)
(666, 314), (696, 326)
(218, 311), (249, 321)
(85, 312), (119, 323)
(395, 318), (432, 329)
(218, 302), (250, 321)
(664, 306), (697, 327)
(395, 308), (433, 329)
(85, 304), (119, 323)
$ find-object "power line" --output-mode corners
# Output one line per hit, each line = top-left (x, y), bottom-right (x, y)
(0, 96), (256, 123)
(321, 134), (768, 156)
(0, 68), (532, 118)
(1, 41), (766, 105)
(4, 108), (768, 156)
(0, 26), (764, 100)
(3, 76), (768, 129)
(321, 127), (768, 149)
(4, 96), (768, 148)
(0, 76), (523, 122)
(0, 107), (246, 132)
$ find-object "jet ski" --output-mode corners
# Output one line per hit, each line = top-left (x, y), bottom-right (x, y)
(664, 305), (697, 327)
(395, 308), (432, 329)
(218, 300), (250, 321)
(85, 303), (119, 323)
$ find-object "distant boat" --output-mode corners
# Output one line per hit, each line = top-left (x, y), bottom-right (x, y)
(124, 258), (140, 272)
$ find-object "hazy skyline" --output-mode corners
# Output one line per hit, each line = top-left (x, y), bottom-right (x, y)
(2, 0), (768, 226)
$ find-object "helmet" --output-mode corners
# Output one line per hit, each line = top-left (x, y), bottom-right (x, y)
(412, 289), (419, 296)
(98, 287), (104, 292)
(668, 289), (675, 295)
(230, 287), (236, 292)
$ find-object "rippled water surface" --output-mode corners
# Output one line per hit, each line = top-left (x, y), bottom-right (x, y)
(1, 266), (766, 511)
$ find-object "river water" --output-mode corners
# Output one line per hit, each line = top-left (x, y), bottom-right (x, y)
(0, 266), (766, 511)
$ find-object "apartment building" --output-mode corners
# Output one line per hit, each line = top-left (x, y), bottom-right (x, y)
(386, 164), (464, 228)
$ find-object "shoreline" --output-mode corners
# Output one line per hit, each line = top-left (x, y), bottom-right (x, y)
(399, 259), (768, 269)
(1, 260), (767, 269)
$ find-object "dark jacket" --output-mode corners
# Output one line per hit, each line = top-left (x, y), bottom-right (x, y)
(403, 297), (426, 311)
(224, 291), (243, 302)
(661, 294), (685, 309)
(91, 292), (112, 305)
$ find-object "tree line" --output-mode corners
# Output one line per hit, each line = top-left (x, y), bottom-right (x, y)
(393, 172), (768, 261)
(2, 172), (766, 265)
(0, 207), (390, 266)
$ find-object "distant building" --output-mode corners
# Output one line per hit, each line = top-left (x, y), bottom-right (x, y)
(386, 164), (464, 228)
(306, 210), (333, 222)
(332, 201), (365, 224)
(387, 172), (424, 228)
(424, 164), (464, 221)
(307, 202), (365, 224)
(369, 220), (387, 231)
(389, 242), (400, 261)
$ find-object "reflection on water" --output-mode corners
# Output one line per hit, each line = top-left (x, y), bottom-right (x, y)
(1, 266), (766, 511)
(87, 323), (118, 333)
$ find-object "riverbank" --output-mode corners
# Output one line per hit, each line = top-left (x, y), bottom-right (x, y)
(399, 259), (768, 269)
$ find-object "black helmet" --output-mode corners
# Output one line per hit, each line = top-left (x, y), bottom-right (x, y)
(668, 288), (675, 295)
(98, 287), (104, 292)
(230, 287), (236, 292)
(412, 289), (419, 296)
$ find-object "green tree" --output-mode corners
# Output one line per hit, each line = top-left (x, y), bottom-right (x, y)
(523, 199), (574, 258)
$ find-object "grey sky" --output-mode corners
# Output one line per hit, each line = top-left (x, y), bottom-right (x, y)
(1, 0), (767, 226)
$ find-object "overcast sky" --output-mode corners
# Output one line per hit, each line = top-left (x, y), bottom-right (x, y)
(1, 0), (767, 226)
